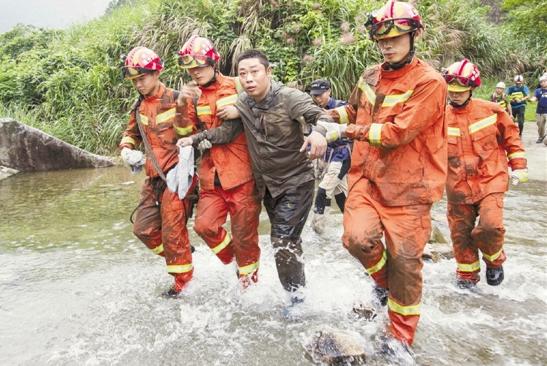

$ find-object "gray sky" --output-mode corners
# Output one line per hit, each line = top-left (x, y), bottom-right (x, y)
(0, 0), (112, 33)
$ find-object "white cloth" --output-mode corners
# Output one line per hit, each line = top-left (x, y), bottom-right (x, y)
(121, 147), (144, 166)
(166, 146), (195, 199)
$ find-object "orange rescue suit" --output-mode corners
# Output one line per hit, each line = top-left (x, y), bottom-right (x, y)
(331, 58), (447, 346)
(446, 98), (526, 282)
(119, 83), (195, 284)
(176, 74), (261, 279)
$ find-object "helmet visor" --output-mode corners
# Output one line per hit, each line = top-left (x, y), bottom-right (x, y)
(443, 73), (473, 87)
(370, 18), (420, 38)
(123, 66), (147, 80)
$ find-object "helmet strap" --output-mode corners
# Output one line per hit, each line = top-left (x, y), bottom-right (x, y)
(449, 92), (472, 108)
(383, 32), (416, 71)
(202, 73), (217, 88)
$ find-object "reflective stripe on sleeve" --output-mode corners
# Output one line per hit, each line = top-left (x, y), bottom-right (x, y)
(167, 263), (193, 274)
(507, 151), (526, 160)
(121, 136), (136, 146)
(482, 249), (503, 262)
(139, 114), (149, 125)
(334, 106), (349, 124)
(457, 260), (480, 272)
(156, 108), (176, 124)
(368, 123), (383, 146)
(387, 298), (420, 316)
(216, 94), (238, 109)
(469, 114), (497, 134)
(151, 243), (164, 255)
(175, 125), (193, 136)
(366, 250), (387, 275)
(238, 261), (259, 276)
(211, 232), (231, 254)
(448, 127), (461, 137)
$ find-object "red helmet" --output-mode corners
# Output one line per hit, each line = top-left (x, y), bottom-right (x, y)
(443, 59), (481, 92)
(365, 0), (423, 40)
(122, 46), (163, 79)
(177, 35), (220, 69)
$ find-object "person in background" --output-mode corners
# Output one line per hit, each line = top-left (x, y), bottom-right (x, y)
(308, 79), (351, 234)
(507, 75), (529, 137)
(530, 73), (547, 143)
(490, 81), (512, 117)
(443, 59), (528, 289)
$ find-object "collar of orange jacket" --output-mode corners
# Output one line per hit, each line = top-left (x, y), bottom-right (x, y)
(381, 57), (418, 79)
(143, 82), (166, 101)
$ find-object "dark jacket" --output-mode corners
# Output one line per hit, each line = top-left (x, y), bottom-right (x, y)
(236, 82), (333, 198)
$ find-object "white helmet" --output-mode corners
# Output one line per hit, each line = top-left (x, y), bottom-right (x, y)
(514, 75), (524, 82)
(540, 73), (547, 83)
(496, 81), (506, 89)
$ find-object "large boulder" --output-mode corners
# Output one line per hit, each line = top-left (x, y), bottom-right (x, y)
(0, 118), (114, 172)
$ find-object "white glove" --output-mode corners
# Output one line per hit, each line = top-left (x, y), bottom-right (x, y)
(510, 168), (528, 185)
(317, 121), (347, 143)
(121, 147), (145, 170)
(197, 139), (212, 151)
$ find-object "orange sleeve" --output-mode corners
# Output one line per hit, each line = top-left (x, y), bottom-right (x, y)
(367, 77), (446, 148)
(497, 109), (527, 170)
(119, 110), (141, 149)
(174, 98), (198, 137)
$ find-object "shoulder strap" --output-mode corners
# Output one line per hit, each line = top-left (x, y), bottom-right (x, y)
(133, 98), (168, 181)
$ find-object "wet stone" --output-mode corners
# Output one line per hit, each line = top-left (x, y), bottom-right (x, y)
(304, 328), (367, 365)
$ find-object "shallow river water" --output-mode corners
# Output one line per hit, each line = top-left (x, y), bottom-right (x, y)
(0, 160), (546, 365)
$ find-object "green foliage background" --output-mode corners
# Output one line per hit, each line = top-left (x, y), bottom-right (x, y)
(0, 0), (544, 154)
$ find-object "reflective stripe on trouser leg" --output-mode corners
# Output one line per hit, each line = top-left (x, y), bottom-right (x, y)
(447, 201), (480, 282)
(382, 200), (431, 345)
(133, 179), (164, 255)
(161, 188), (193, 280)
(225, 180), (261, 277)
(471, 193), (506, 268)
(342, 179), (388, 289)
(194, 188), (234, 264)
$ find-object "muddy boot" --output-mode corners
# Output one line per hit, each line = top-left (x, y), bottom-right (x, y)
(376, 335), (415, 365)
(163, 274), (191, 298)
(334, 192), (346, 212)
(272, 238), (306, 293)
(486, 266), (504, 286)
(311, 208), (328, 234)
(456, 278), (477, 290)
(373, 286), (388, 307)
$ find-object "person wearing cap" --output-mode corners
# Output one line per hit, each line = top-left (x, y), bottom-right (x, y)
(175, 36), (262, 289)
(308, 79), (351, 234)
(507, 75), (530, 137)
(119, 46), (197, 296)
(490, 81), (512, 117)
(327, 0), (447, 351)
(530, 73), (547, 143)
(443, 59), (527, 289)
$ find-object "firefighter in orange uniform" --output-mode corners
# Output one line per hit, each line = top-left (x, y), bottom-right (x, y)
(328, 0), (447, 352)
(175, 36), (261, 287)
(443, 59), (528, 289)
(119, 46), (196, 296)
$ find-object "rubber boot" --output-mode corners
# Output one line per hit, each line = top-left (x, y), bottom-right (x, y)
(334, 192), (346, 213)
(163, 273), (191, 298)
(486, 266), (504, 286)
(373, 286), (388, 307)
(456, 278), (477, 289)
(272, 238), (306, 293)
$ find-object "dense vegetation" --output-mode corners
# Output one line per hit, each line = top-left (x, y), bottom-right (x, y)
(0, 0), (544, 154)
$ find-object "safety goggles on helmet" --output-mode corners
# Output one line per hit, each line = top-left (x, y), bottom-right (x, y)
(177, 54), (211, 69)
(367, 17), (421, 39)
(442, 73), (477, 88)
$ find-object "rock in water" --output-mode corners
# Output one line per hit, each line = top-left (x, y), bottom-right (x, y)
(0, 118), (113, 172)
(429, 224), (448, 244)
(0, 165), (18, 181)
(304, 328), (367, 365)
(422, 243), (454, 262)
